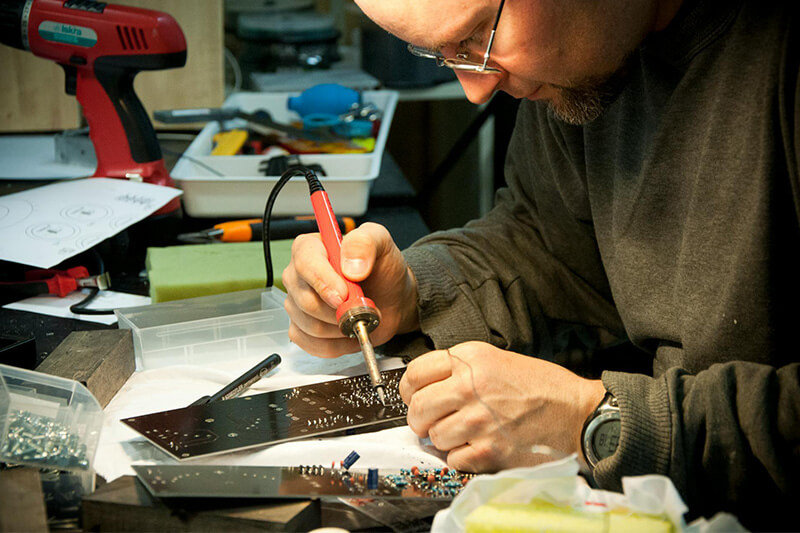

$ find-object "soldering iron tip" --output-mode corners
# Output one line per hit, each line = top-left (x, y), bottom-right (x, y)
(376, 386), (387, 406)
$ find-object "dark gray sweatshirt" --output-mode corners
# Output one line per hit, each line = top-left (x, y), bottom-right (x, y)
(388, 0), (800, 528)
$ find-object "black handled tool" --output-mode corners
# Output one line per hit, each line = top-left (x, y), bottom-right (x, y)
(189, 353), (282, 406)
(154, 107), (343, 142)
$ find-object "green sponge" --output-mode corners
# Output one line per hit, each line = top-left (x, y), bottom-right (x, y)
(145, 240), (293, 303)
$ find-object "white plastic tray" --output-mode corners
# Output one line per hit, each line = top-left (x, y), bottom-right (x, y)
(171, 90), (398, 217)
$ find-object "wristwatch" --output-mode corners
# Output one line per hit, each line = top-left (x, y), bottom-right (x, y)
(580, 391), (621, 470)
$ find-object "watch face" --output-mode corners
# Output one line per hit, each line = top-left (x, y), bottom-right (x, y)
(591, 419), (621, 460)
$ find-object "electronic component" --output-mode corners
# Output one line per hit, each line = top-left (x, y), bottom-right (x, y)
(121, 369), (406, 460)
(367, 467), (378, 489)
(342, 450), (360, 470)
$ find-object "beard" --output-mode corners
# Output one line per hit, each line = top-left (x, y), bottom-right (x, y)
(545, 58), (633, 125)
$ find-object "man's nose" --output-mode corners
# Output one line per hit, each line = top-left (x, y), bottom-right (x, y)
(455, 71), (502, 104)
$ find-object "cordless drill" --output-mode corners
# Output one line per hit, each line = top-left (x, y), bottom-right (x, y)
(0, 0), (186, 214)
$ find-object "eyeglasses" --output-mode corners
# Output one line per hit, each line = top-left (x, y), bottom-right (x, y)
(407, 0), (506, 74)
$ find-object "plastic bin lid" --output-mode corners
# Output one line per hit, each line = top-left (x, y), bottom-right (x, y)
(238, 12), (340, 42)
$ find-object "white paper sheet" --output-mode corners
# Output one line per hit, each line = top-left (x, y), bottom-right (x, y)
(3, 289), (151, 325)
(0, 178), (181, 268)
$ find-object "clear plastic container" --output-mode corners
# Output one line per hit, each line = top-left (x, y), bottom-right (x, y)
(0, 364), (103, 473)
(115, 287), (291, 371)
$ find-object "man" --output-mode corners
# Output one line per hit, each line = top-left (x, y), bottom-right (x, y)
(282, 0), (799, 527)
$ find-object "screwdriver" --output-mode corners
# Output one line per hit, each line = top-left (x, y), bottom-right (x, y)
(309, 181), (386, 405)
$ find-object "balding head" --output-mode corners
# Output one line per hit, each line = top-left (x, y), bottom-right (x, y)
(356, 0), (494, 50)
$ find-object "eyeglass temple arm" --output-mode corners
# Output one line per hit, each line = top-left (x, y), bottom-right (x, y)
(482, 30), (497, 68)
(481, 0), (506, 69)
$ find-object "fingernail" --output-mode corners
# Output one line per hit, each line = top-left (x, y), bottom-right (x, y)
(342, 258), (366, 278)
(325, 289), (344, 307)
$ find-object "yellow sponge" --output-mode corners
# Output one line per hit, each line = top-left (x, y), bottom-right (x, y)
(145, 240), (293, 303)
(465, 501), (673, 533)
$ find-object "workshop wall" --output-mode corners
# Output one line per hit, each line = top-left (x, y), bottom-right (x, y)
(0, 48), (80, 131)
(0, 0), (225, 133)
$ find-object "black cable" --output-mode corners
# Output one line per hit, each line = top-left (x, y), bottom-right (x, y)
(263, 166), (323, 288)
(69, 249), (115, 315)
(93, 248), (106, 274)
(69, 287), (115, 315)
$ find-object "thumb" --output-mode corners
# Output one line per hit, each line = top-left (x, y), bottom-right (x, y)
(340, 223), (391, 281)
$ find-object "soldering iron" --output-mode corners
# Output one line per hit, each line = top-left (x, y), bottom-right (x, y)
(262, 166), (387, 405)
(309, 174), (387, 406)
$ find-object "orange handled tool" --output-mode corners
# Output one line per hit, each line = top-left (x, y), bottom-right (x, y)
(212, 218), (264, 242)
(177, 217), (356, 244)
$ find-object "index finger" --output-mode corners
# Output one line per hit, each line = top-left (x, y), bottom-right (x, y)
(399, 350), (453, 403)
(291, 233), (348, 308)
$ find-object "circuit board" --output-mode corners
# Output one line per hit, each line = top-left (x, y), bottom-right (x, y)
(122, 369), (407, 460)
(132, 464), (473, 500)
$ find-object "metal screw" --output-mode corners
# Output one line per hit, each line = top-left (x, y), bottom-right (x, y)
(1, 410), (90, 470)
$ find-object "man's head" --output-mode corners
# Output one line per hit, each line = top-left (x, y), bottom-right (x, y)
(356, 0), (683, 124)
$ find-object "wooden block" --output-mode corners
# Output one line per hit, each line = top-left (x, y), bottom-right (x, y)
(0, 468), (49, 533)
(321, 498), (448, 531)
(82, 476), (320, 532)
(36, 330), (135, 408)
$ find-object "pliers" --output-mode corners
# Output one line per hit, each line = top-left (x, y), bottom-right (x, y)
(0, 266), (111, 300)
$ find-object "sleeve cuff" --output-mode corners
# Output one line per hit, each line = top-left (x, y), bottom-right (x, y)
(402, 245), (491, 350)
(593, 371), (674, 491)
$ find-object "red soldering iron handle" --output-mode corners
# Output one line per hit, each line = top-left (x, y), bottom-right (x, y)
(309, 190), (378, 324)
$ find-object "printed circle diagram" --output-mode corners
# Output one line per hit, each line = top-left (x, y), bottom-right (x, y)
(0, 199), (34, 229)
(110, 216), (135, 230)
(77, 234), (105, 249)
(61, 204), (112, 222)
(26, 221), (79, 240)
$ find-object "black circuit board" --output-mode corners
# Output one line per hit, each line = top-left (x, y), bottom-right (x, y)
(132, 464), (474, 501)
(122, 369), (407, 460)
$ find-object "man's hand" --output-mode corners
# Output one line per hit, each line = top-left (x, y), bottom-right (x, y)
(282, 222), (419, 357)
(399, 341), (606, 472)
